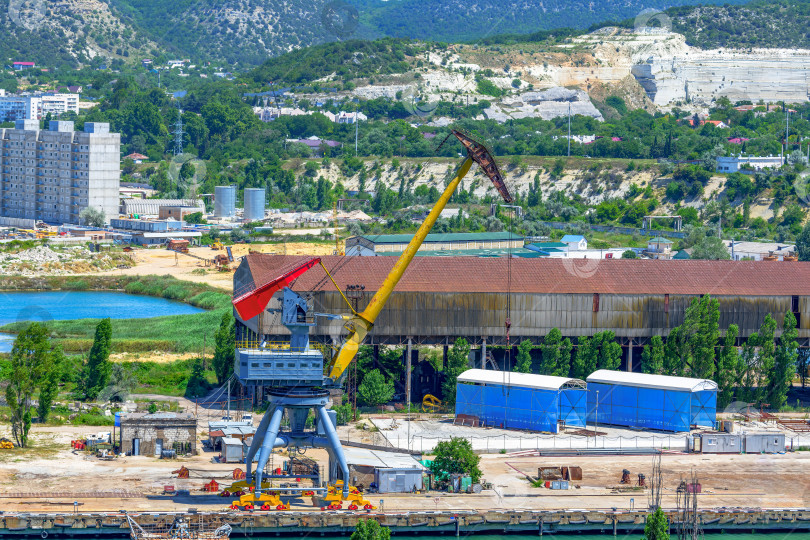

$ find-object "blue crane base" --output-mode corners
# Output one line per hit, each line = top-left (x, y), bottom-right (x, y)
(244, 388), (350, 498)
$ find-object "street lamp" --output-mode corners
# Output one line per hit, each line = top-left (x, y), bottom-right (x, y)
(595, 390), (599, 448)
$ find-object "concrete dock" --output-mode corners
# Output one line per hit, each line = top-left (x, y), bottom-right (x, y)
(3, 508), (810, 537)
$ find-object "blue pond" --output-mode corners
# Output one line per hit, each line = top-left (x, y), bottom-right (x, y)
(0, 291), (205, 353)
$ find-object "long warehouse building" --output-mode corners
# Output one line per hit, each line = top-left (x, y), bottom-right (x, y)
(234, 255), (810, 370)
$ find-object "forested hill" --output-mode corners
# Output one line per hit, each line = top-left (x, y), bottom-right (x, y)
(667, 0), (810, 49)
(3, 0), (809, 68)
(350, 0), (750, 42)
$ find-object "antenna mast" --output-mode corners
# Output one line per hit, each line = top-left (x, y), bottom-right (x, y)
(173, 109), (184, 156)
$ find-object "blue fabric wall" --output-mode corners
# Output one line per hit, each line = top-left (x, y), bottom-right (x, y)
(691, 389), (717, 428)
(586, 382), (710, 432)
(455, 383), (586, 433)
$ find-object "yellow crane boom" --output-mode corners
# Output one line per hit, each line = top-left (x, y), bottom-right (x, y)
(326, 156), (473, 383)
(326, 130), (512, 384)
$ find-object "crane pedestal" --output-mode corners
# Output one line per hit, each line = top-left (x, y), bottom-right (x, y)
(246, 389), (350, 497)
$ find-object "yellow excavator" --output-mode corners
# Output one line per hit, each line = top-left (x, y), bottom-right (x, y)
(230, 130), (512, 510)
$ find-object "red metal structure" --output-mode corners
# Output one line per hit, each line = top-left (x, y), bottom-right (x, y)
(232, 257), (321, 320)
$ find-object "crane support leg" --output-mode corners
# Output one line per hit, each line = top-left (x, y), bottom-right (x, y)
(316, 405), (350, 498)
(253, 406), (285, 496)
(245, 404), (276, 483)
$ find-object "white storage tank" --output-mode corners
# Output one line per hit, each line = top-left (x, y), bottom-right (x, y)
(243, 188), (265, 221)
(214, 185), (236, 218)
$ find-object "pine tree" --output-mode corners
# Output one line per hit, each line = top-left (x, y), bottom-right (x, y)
(594, 330), (622, 370)
(557, 337), (573, 377)
(756, 314), (777, 404)
(641, 335), (665, 374)
(737, 332), (759, 404)
(663, 327), (687, 376)
(83, 318), (112, 400)
(688, 295), (720, 379)
(6, 323), (58, 447)
(37, 345), (64, 422)
(572, 336), (598, 379)
(514, 339), (534, 373)
(212, 311), (235, 385)
(540, 329), (562, 375)
(769, 312), (798, 410)
(717, 325), (740, 409)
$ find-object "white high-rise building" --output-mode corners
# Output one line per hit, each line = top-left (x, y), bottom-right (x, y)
(0, 91), (81, 122)
(0, 120), (120, 224)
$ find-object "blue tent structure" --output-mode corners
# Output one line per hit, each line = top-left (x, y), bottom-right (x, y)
(585, 370), (717, 432)
(455, 369), (587, 433)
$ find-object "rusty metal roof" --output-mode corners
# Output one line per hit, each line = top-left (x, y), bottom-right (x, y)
(244, 254), (810, 296)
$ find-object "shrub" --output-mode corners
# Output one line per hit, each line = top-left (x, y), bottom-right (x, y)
(162, 284), (190, 301)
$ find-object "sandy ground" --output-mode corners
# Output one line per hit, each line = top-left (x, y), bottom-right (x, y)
(1, 412), (809, 513)
(94, 242), (333, 292)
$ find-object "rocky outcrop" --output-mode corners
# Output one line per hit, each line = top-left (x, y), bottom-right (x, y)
(484, 87), (604, 121)
(633, 49), (810, 105)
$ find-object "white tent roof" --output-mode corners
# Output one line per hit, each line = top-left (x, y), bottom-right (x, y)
(586, 369), (718, 392)
(458, 369), (586, 391)
(341, 448), (425, 470)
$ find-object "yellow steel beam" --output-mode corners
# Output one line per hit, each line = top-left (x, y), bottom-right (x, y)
(326, 156), (473, 382)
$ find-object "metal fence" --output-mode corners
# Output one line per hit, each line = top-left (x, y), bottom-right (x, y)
(540, 220), (686, 239)
(380, 431), (810, 454)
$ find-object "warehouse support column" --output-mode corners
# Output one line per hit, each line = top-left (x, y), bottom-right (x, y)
(406, 337), (412, 451)
(481, 338), (487, 369)
(626, 339), (633, 372)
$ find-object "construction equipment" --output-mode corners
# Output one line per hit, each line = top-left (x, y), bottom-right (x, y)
(214, 254), (230, 270)
(233, 130), (512, 501)
(173, 466), (190, 479)
(0, 438), (13, 449)
(230, 491), (289, 511)
(422, 394), (442, 413)
(211, 241), (224, 251)
(167, 239), (190, 253)
(203, 479), (220, 493)
(317, 480), (375, 510)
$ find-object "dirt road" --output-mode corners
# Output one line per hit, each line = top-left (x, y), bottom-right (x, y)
(0, 420), (806, 513)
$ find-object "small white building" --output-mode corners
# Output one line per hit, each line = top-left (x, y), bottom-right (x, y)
(646, 237), (674, 258)
(561, 235), (587, 251)
(716, 155), (784, 173)
(336, 448), (426, 493)
(725, 240), (797, 261)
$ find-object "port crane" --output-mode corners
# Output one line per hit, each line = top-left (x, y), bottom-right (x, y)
(229, 130), (512, 510)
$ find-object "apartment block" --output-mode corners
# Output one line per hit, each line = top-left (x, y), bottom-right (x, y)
(0, 90), (81, 122)
(0, 120), (120, 224)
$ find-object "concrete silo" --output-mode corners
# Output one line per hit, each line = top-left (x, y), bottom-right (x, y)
(214, 185), (237, 218)
(243, 188), (266, 221)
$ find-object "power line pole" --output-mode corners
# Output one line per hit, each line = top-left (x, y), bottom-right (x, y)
(173, 109), (184, 156)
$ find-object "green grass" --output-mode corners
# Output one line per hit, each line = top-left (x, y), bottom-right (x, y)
(0, 274), (230, 309)
(123, 359), (218, 396)
(0, 308), (228, 354)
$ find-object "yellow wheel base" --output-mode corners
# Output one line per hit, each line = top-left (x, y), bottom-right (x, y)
(322, 481), (376, 510)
